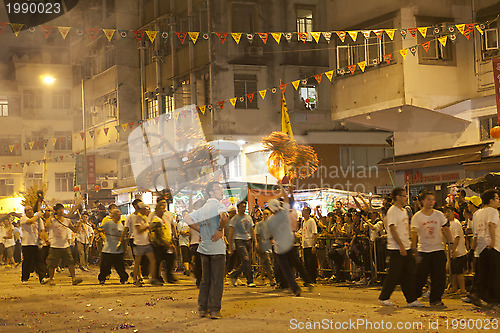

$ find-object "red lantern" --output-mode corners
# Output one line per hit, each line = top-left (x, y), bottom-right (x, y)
(94, 184), (101, 192)
(73, 186), (80, 192)
(491, 126), (500, 138)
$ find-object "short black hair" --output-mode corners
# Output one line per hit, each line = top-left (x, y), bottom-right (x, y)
(303, 206), (311, 214)
(108, 203), (117, 211)
(81, 211), (89, 216)
(459, 189), (466, 197)
(94, 200), (100, 204)
(132, 199), (142, 208)
(442, 205), (454, 213)
(391, 187), (405, 200)
(206, 182), (221, 196)
(419, 190), (435, 202)
(481, 189), (498, 206)
(53, 203), (64, 212)
(236, 201), (247, 208)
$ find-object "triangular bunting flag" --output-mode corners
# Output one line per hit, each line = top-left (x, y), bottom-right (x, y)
(374, 29), (384, 40)
(122, 124), (128, 130)
(322, 32), (332, 43)
(314, 74), (322, 84)
(311, 32), (321, 43)
(271, 32), (281, 44)
(258, 33), (268, 44)
(161, 31), (169, 42)
(383, 53), (392, 64)
(216, 32), (227, 44)
(438, 35), (448, 47)
(400, 48), (408, 59)
(87, 28), (99, 40)
(279, 83), (287, 93)
(134, 30), (145, 42)
(218, 101), (225, 110)
(409, 46), (417, 55)
(80, 132), (85, 140)
(385, 29), (396, 40)
(399, 29), (407, 39)
(9, 145), (14, 153)
(476, 24), (483, 35)
(29, 142), (34, 149)
(362, 30), (371, 39)
(348, 31), (358, 42)
(52, 138), (57, 146)
(115, 125), (121, 132)
(298, 32), (308, 43)
(466, 23), (475, 31)
(259, 90), (267, 99)
(421, 41), (431, 52)
(417, 27), (427, 38)
(230, 97), (237, 107)
(433, 26), (441, 35)
(348, 64), (356, 74)
(104, 128), (109, 135)
(464, 30), (471, 40)
(292, 80), (300, 90)
(174, 112), (180, 120)
(76, 28), (84, 37)
(128, 122), (135, 129)
(26, 162), (30, 166)
(188, 32), (199, 44)
(284, 33), (293, 42)
(146, 30), (158, 43)
(103, 29), (115, 41)
(202, 33), (210, 40)
(198, 106), (206, 115)
(118, 30), (128, 38)
(456, 24), (466, 35)
(246, 33), (254, 43)
(247, 93), (255, 102)
(0, 23), (6, 35)
(10, 23), (24, 36)
(358, 61), (366, 72)
(325, 70), (334, 81)
(231, 32), (242, 44)
(408, 28), (417, 38)
(40, 25), (53, 38)
(89, 130), (95, 138)
(176, 32), (187, 44)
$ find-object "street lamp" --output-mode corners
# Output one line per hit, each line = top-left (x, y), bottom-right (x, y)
(40, 74), (56, 85)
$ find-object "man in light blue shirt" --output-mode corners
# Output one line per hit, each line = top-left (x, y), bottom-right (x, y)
(185, 182), (228, 319)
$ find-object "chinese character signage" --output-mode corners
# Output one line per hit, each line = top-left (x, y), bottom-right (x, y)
(75, 155), (85, 185)
(87, 155), (96, 185)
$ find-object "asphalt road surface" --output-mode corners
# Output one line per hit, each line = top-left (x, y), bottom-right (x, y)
(0, 265), (498, 332)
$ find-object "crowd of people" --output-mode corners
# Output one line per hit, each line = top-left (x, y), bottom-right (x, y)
(1, 182), (499, 318)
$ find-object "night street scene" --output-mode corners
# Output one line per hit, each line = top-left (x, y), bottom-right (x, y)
(2, 0), (500, 332)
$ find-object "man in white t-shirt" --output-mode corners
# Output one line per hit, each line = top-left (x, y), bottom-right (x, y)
(75, 212), (94, 271)
(411, 191), (453, 306)
(443, 205), (467, 294)
(470, 189), (499, 305)
(131, 203), (157, 286)
(378, 188), (422, 307)
(301, 207), (318, 284)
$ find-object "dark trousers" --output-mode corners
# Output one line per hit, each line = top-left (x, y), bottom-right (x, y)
(415, 250), (446, 303)
(492, 249), (500, 304)
(190, 244), (202, 286)
(14, 241), (22, 263)
(199, 254), (225, 313)
(277, 248), (301, 294)
(229, 239), (253, 284)
(21, 245), (48, 282)
(475, 248), (495, 303)
(303, 247), (318, 283)
(273, 250), (287, 288)
(379, 250), (417, 303)
(153, 245), (175, 282)
(98, 252), (129, 283)
(290, 246), (312, 285)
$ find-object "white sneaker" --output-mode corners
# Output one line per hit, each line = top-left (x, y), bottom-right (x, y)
(407, 300), (424, 307)
(379, 299), (393, 306)
(41, 277), (50, 285)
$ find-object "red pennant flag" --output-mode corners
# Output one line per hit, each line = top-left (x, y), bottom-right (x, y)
(0, 23), (6, 35)
(216, 33), (227, 44)
(374, 30), (383, 40)
(408, 28), (417, 38)
(26, 162), (30, 166)
(383, 53), (392, 64)
(314, 74), (322, 84)
(133, 30), (144, 42)
(258, 33), (268, 44)
(104, 128), (109, 135)
(466, 23), (475, 31)
(421, 41), (431, 52)
(247, 93), (255, 102)
(176, 32), (187, 44)
(298, 32), (307, 43)
(218, 101), (225, 110)
(58, 137), (64, 144)
(348, 64), (356, 74)
(464, 30), (471, 40)
(80, 132), (85, 140)
(87, 28), (99, 40)
(40, 25), (53, 38)
(60, 156), (64, 161)
(279, 83), (287, 93)
(128, 121), (135, 129)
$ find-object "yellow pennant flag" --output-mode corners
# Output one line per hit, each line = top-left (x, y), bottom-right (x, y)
(189, 32), (199, 44)
(292, 80), (300, 90)
(198, 105), (206, 115)
(122, 123), (128, 130)
(476, 25), (484, 35)
(52, 138), (57, 146)
(29, 142), (34, 149)
(400, 48), (408, 59)
(9, 145), (14, 152)
(259, 89), (267, 99)
(438, 35), (448, 47)
(385, 29), (396, 40)
(358, 61), (367, 72)
(281, 93), (294, 140)
(417, 27), (427, 38)
(10, 23), (24, 36)
(347, 31), (358, 42)
(103, 29), (115, 41)
(231, 33), (242, 44)
(311, 32), (321, 43)
(456, 24), (466, 35)
(146, 30), (157, 43)
(271, 32), (282, 44)
(325, 70), (334, 81)
(229, 97), (237, 107)
(174, 112), (179, 120)
(58, 26), (71, 39)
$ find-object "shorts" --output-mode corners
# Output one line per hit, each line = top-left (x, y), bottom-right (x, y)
(47, 247), (74, 268)
(4, 245), (14, 259)
(450, 254), (467, 275)
(180, 245), (191, 263)
(133, 244), (153, 256)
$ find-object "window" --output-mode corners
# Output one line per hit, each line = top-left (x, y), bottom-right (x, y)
(54, 131), (72, 150)
(23, 90), (42, 109)
(299, 85), (317, 110)
(0, 97), (8, 116)
(479, 115), (499, 141)
(0, 135), (21, 156)
(340, 147), (392, 169)
(481, 21), (499, 60)
(245, 150), (270, 176)
(89, 91), (117, 126)
(417, 18), (455, 65)
(234, 74), (258, 109)
(55, 172), (74, 192)
(26, 131), (44, 150)
(0, 179), (14, 196)
(147, 98), (159, 119)
(52, 91), (71, 109)
(120, 158), (133, 180)
(226, 155), (242, 180)
(25, 173), (43, 190)
(164, 95), (175, 114)
(296, 6), (314, 41)
(105, 0), (115, 17)
(231, 2), (256, 32)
